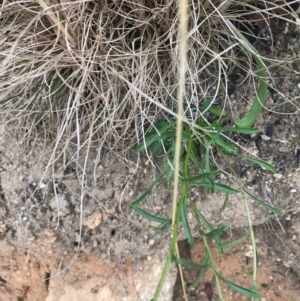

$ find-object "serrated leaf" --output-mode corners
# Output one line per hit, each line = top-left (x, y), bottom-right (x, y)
(205, 224), (226, 238)
(197, 211), (224, 253)
(190, 150), (205, 173)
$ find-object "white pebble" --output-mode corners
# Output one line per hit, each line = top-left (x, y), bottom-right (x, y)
(38, 182), (46, 189)
(261, 134), (271, 140)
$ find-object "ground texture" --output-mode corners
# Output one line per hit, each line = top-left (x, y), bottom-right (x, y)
(0, 18), (300, 301)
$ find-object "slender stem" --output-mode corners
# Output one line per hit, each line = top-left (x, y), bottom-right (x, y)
(189, 197), (224, 301)
(175, 243), (188, 301)
(152, 191), (185, 301)
(202, 236), (224, 301)
(218, 149), (258, 298)
(243, 195), (258, 300)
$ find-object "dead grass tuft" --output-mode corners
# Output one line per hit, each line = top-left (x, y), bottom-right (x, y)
(0, 0), (298, 160)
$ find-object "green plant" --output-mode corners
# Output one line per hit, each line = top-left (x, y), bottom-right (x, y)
(129, 6), (290, 299)
(288, 44), (297, 59)
(131, 97), (283, 300)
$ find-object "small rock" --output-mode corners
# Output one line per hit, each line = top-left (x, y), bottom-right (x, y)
(49, 194), (69, 216)
(148, 239), (155, 247)
(273, 173), (283, 179)
(38, 182), (46, 189)
(261, 134), (271, 140)
(84, 212), (103, 229)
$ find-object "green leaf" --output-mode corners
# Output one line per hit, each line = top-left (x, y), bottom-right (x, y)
(162, 146), (176, 170)
(197, 211), (224, 253)
(243, 188), (284, 216)
(216, 272), (261, 298)
(187, 182), (239, 194)
(188, 250), (210, 291)
(151, 222), (171, 232)
(214, 183), (240, 194)
(131, 207), (171, 225)
(187, 180), (214, 190)
(201, 97), (212, 113)
(215, 139), (238, 154)
(210, 105), (227, 117)
(221, 127), (258, 134)
(218, 194), (229, 213)
(164, 159), (176, 187)
(173, 257), (210, 270)
(205, 224), (226, 238)
(130, 172), (164, 208)
(190, 150), (205, 173)
(227, 22), (268, 128)
(181, 197), (194, 245)
(206, 131), (238, 154)
(135, 123), (175, 153)
(152, 141), (164, 156)
(240, 155), (276, 172)
(222, 230), (250, 249)
(204, 145), (211, 174)
(150, 120), (176, 132)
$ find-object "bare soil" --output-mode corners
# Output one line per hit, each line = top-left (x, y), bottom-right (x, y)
(173, 223), (300, 301)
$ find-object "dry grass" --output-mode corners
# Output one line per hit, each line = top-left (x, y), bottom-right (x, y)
(0, 0), (298, 163)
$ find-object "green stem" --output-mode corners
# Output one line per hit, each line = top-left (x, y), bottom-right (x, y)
(187, 138), (224, 300)
(218, 148), (258, 299)
(243, 195), (258, 300)
(152, 183), (185, 300)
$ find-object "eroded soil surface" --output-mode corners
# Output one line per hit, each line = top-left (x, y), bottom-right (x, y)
(173, 221), (300, 301)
